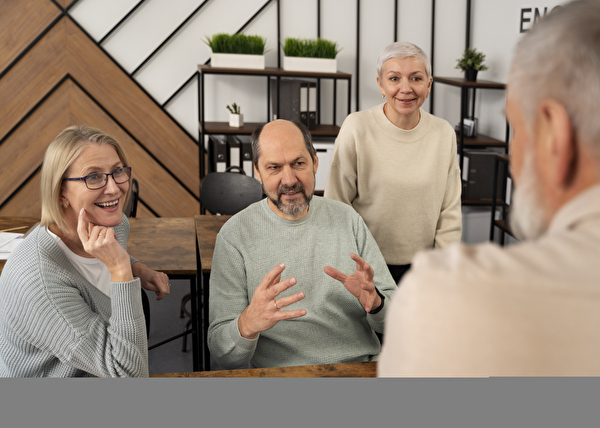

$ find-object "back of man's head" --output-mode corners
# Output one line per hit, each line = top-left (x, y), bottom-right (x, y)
(510, 0), (600, 162)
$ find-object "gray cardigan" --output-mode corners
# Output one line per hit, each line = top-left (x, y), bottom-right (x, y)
(0, 215), (148, 377)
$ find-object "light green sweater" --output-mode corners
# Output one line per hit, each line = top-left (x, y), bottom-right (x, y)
(325, 105), (462, 265)
(0, 215), (148, 377)
(208, 196), (397, 369)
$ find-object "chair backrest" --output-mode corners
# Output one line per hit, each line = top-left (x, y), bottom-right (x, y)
(124, 178), (139, 218)
(121, 178), (149, 337)
(200, 167), (263, 215)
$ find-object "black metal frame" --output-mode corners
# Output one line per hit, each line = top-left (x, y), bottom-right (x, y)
(490, 154), (515, 245)
(198, 67), (351, 181)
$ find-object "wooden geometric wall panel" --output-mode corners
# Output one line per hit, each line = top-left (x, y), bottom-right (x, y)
(0, 0), (200, 218)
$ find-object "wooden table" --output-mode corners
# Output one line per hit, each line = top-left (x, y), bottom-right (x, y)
(151, 361), (377, 378)
(0, 217), (40, 272)
(194, 214), (231, 372)
(127, 217), (200, 370)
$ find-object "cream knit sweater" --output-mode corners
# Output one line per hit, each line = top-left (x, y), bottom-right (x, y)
(325, 104), (462, 265)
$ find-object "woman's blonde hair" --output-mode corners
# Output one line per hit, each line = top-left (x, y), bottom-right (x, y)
(40, 125), (130, 232)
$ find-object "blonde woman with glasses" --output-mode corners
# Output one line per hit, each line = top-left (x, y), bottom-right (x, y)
(0, 125), (169, 377)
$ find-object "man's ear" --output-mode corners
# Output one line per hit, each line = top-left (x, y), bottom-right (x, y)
(254, 165), (262, 183)
(537, 99), (576, 188)
(312, 154), (319, 175)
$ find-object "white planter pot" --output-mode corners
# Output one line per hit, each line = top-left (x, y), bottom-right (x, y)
(229, 113), (244, 128)
(283, 56), (337, 73)
(211, 53), (265, 69)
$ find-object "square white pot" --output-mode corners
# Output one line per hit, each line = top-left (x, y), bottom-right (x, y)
(283, 56), (337, 73)
(229, 113), (244, 128)
(211, 53), (265, 69)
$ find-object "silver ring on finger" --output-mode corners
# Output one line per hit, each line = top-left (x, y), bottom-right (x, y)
(274, 300), (279, 310)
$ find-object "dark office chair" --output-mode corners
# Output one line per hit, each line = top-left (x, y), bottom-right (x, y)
(123, 178), (139, 218)
(180, 166), (263, 351)
(199, 166), (264, 215)
(124, 179), (150, 338)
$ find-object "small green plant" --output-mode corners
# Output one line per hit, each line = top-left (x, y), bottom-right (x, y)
(282, 37), (341, 59)
(205, 33), (266, 55)
(226, 103), (241, 115)
(455, 47), (489, 71)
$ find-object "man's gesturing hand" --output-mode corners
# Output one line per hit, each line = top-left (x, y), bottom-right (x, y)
(324, 253), (382, 313)
(238, 263), (306, 339)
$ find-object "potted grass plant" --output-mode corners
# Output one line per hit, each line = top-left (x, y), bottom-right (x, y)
(282, 37), (341, 73)
(455, 47), (489, 81)
(227, 103), (243, 127)
(205, 33), (267, 69)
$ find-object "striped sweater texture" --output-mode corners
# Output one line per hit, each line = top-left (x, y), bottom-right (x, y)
(0, 215), (148, 377)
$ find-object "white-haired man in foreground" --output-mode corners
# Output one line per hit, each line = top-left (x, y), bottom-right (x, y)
(379, 0), (600, 377)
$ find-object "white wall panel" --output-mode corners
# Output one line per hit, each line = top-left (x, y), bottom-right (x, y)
(357, 0), (395, 111)
(69, 0), (140, 41)
(68, 0), (570, 148)
(134, 0), (268, 103)
(321, 0), (356, 125)
(398, 0), (433, 113)
(101, 0), (204, 72)
(165, 78), (199, 138)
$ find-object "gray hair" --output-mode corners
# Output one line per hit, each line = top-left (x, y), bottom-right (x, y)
(510, 0), (600, 160)
(377, 41), (432, 80)
(251, 120), (317, 168)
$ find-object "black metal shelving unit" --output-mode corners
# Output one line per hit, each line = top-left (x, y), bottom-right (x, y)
(490, 153), (516, 245)
(197, 65), (352, 180)
(433, 76), (509, 205)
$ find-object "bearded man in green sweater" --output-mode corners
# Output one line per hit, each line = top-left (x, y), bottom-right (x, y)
(207, 119), (397, 369)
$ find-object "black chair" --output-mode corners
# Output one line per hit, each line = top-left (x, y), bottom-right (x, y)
(123, 178), (139, 218)
(180, 166), (263, 351)
(199, 166), (264, 215)
(124, 179), (150, 338)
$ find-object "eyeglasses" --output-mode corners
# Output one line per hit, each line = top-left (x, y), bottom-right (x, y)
(63, 166), (132, 190)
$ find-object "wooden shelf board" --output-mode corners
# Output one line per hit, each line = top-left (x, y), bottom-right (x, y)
(201, 122), (340, 136)
(461, 198), (503, 206)
(460, 133), (507, 147)
(494, 219), (514, 235)
(199, 65), (352, 79)
(434, 76), (506, 89)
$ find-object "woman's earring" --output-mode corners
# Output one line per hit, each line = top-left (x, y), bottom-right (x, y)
(381, 93), (385, 98)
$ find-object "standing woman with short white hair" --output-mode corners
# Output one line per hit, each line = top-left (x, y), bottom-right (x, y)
(325, 42), (462, 284)
(0, 125), (170, 377)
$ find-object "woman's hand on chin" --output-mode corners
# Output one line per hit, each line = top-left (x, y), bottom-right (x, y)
(77, 208), (133, 282)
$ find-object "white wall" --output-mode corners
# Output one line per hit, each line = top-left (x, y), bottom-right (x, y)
(69, 0), (565, 242)
(70, 0), (565, 140)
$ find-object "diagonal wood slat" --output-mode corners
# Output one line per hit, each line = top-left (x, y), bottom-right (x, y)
(0, 0), (60, 74)
(0, 3), (201, 217)
(0, 171), (42, 217)
(0, 83), (70, 204)
(68, 80), (199, 217)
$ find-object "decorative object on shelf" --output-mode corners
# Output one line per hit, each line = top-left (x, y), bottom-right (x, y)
(455, 117), (478, 138)
(227, 103), (243, 128)
(205, 33), (267, 69)
(455, 47), (489, 81)
(282, 37), (341, 73)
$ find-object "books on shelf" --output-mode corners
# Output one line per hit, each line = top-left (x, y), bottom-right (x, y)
(208, 134), (256, 178)
(270, 79), (317, 130)
(462, 148), (506, 201)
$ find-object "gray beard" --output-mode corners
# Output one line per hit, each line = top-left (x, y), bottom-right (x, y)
(265, 181), (313, 217)
(509, 153), (548, 241)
